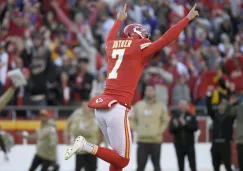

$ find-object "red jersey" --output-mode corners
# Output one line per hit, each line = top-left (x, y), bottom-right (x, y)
(102, 18), (190, 107)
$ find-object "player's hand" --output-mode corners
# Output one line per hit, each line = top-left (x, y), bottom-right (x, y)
(117, 4), (127, 21)
(186, 4), (199, 21)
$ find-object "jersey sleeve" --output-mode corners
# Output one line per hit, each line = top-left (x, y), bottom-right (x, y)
(105, 19), (123, 44)
(141, 17), (190, 62)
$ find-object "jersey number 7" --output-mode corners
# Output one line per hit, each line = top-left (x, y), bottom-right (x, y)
(108, 49), (125, 79)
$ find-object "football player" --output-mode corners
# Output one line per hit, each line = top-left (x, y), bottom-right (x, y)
(64, 4), (199, 171)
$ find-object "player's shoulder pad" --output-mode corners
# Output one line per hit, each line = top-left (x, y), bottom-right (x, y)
(140, 38), (152, 50)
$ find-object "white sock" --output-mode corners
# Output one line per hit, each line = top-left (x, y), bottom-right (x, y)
(82, 140), (98, 155)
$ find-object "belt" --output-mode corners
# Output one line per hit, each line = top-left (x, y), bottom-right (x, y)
(119, 102), (131, 110)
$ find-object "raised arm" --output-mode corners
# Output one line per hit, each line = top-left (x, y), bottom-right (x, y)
(0, 87), (15, 112)
(141, 4), (199, 61)
(51, 1), (74, 32)
(105, 4), (127, 44)
(0, 4), (7, 25)
(105, 20), (123, 44)
(76, 31), (96, 53)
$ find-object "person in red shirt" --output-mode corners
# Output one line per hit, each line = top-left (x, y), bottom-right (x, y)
(64, 4), (199, 171)
(8, 11), (26, 37)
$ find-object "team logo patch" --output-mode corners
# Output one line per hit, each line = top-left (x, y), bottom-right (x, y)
(96, 98), (103, 103)
(133, 26), (144, 38)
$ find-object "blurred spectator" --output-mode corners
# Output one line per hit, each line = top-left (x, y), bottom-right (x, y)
(171, 54), (190, 79)
(208, 66), (232, 106)
(57, 56), (74, 75)
(70, 0), (89, 19)
(70, 58), (94, 103)
(64, 101), (101, 171)
(0, 81), (3, 97)
(149, 29), (167, 64)
(0, 68), (27, 112)
(60, 71), (71, 105)
(76, 28), (102, 74)
(100, 12), (115, 42)
(46, 78), (62, 106)
(217, 34), (234, 62)
(216, 14), (235, 43)
(151, 1), (170, 31)
(4, 10), (27, 37)
(0, 26), (8, 42)
(51, 0), (94, 45)
(229, 93), (243, 171)
(23, 32), (57, 106)
(225, 54), (243, 100)
(14, 57), (31, 106)
(206, 86), (234, 171)
(0, 124), (9, 161)
(172, 75), (191, 106)
(169, 100), (198, 171)
(193, 67), (216, 106)
(90, 71), (106, 98)
(20, 109), (59, 171)
(128, 0), (154, 24)
(142, 7), (159, 35)
(0, 42), (8, 87)
(43, 11), (59, 33)
(0, 124), (14, 157)
(169, 0), (187, 18)
(69, 0), (98, 28)
(133, 84), (169, 171)
(10, 58), (31, 118)
(144, 65), (173, 105)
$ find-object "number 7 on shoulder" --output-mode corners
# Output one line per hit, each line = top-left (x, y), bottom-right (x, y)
(108, 49), (125, 79)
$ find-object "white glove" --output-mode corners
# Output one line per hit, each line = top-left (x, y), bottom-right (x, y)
(7, 69), (27, 88)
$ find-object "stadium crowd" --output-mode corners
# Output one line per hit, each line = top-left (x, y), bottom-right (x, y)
(0, 0), (242, 110)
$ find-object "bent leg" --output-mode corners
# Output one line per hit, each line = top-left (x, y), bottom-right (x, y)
(93, 105), (131, 170)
